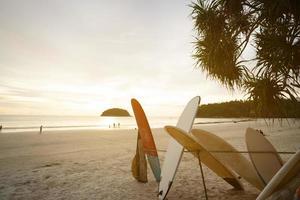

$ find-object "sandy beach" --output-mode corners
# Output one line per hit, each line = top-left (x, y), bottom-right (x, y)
(1, 0), (299, 199)
(0, 120), (299, 200)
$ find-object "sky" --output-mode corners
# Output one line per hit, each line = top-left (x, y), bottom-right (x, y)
(0, 0), (246, 117)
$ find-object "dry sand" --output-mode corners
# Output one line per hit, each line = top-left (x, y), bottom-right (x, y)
(0, 120), (299, 200)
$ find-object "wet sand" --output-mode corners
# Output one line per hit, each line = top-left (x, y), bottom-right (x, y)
(0, 120), (299, 200)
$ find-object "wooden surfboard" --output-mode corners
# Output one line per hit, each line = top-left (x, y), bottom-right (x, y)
(246, 127), (283, 185)
(192, 128), (265, 190)
(257, 150), (300, 200)
(131, 132), (148, 182)
(158, 96), (200, 200)
(131, 98), (161, 182)
(165, 126), (243, 190)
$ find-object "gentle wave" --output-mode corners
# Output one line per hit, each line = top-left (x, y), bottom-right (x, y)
(0, 115), (257, 133)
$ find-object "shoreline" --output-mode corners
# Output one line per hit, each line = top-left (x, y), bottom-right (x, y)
(1, 117), (299, 134)
(194, 118), (256, 125)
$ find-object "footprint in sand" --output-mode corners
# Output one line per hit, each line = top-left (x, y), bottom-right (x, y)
(15, 180), (32, 186)
(44, 175), (51, 179)
(39, 162), (61, 168)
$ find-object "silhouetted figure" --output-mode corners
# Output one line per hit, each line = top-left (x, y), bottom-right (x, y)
(256, 129), (265, 136)
(0, 125), (2, 132)
(259, 129), (265, 136)
(39, 125), (43, 134)
(113, 123), (115, 128)
(118, 123), (120, 128)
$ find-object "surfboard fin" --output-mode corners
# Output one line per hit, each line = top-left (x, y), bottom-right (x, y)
(157, 190), (163, 196)
(223, 178), (243, 190)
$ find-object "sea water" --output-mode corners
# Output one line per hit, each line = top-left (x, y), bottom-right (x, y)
(0, 115), (251, 133)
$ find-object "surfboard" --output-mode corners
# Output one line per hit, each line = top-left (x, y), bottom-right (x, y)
(165, 126), (243, 190)
(131, 98), (161, 182)
(158, 96), (200, 200)
(256, 150), (300, 200)
(246, 127), (283, 185)
(191, 128), (265, 190)
(131, 132), (148, 182)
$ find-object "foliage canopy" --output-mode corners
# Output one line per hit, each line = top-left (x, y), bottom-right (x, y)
(196, 100), (300, 118)
(191, 0), (300, 117)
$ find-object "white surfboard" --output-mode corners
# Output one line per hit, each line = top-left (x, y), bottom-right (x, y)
(256, 150), (300, 200)
(158, 96), (200, 200)
(246, 128), (283, 185)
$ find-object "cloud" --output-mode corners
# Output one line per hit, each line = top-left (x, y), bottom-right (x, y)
(0, 0), (245, 116)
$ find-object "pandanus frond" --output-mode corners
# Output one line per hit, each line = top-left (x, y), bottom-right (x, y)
(191, 0), (225, 38)
(258, 0), (300, 22)
(193, 33), (244, 88)
(243, 73), (298, 117)
(255, 19), (300, 82)
(191, 0), (245, 88)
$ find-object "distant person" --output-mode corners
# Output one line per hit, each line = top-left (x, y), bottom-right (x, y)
(118, 123), (120, 128)
(0, 125), (2, 132)
(113, 123), (115, 128)
(257, 129), (265, 136)
(39, 125), (43, 134)
(259, 129), (265, 136)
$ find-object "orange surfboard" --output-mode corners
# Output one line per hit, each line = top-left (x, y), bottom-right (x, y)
(131, 98), (161, 182)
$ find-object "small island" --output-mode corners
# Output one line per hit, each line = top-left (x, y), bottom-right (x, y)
(101, 108), (131, 117)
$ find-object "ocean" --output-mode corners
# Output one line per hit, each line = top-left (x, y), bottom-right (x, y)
(0, 115), (251, 133)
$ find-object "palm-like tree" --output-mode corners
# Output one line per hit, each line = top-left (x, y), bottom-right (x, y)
(191, 0), (300, 117)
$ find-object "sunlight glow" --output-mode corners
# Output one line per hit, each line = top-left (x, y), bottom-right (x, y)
(0, 0), (245, 116)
